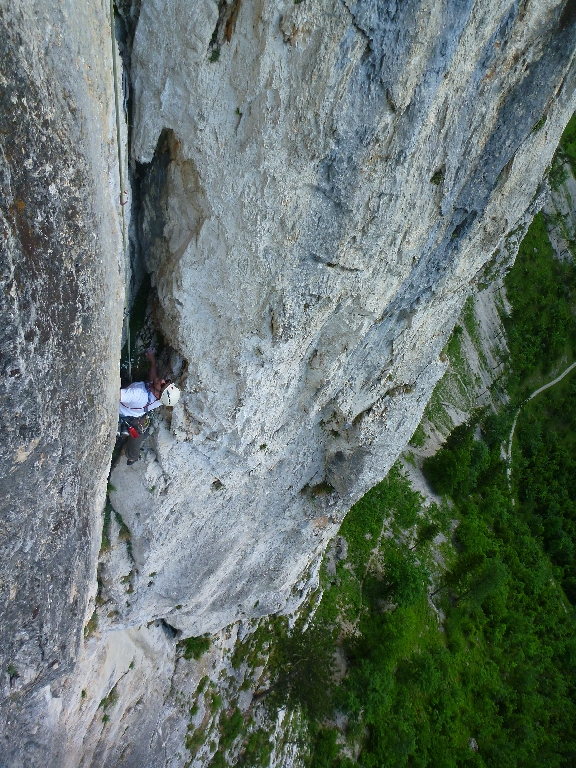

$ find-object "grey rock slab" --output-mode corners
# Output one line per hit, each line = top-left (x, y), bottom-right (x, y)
(54, 623), (175, 768)
(111, 0), (576, 638)
(0, 0), (124, 762)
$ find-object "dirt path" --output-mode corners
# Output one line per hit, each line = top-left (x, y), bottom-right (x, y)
(506, 361), (576, 479)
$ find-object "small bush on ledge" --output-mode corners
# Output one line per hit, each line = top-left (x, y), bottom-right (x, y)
(179, 635), (211, 660)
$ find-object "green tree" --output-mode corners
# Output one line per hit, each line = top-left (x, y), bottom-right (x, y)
(457, 559), (508, 605)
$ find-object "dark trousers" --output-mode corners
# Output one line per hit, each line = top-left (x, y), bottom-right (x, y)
(126, 431), (145, 461)
(120, 415), (148, 461)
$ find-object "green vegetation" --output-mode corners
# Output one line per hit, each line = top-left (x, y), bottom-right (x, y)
(231, 620), (277, 671)
(210, 693), (223, 714)
(176, 119), (576, 767)
(557, 112), (576, 180)
(446, 324), (464, 361)
(265, 616), (338, 721)
(179, 634), (211, 660)
(409, 423), (427, 448)
(100, 500), (112, 554)
(421, 129), (576, 437)
(298, 430), (576, 767)
(84, 610), (98, 639)
(503, 211), (576, 398)
(220, 707), (243, 748)
(99, 683), (119, 712)
(514, 369), (576, 604)
(263, 124), (576, 766)
(182, 681), (275, 766)
(420, 320), (478, 436)
(185, 725), (205, 756)
(532, 114), (547, 133)
(115, 511), (131, 543)
(240, 729), (273, 766)
(422, 414), (501, 498)
(430, 168), (445, 186)
(549, 154), (569, 191)
(462, 297), (485, 367)
(114, 511), (133, 558)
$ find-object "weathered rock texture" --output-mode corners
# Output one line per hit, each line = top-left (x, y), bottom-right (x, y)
(0, 0), (123, 762)
(106, 0), (576, 640)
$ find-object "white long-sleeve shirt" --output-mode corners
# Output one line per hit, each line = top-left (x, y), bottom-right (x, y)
(119, 382), (161, 417)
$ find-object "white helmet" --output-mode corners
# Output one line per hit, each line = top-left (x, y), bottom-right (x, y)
(161, 383), (181, 406)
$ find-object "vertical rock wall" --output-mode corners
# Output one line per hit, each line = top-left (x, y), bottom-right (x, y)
(0, 0), (123, 762)
(105, 0), (576, 637)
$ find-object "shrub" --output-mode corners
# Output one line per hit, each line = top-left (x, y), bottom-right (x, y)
(240, 729), (273, 767)
(179, 635), (211, 660)
(84, 610), (98, 639)
(220, 707), (243, 748)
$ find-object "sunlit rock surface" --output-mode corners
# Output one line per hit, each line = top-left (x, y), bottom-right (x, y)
(113, 0), (576, 638)
(0, 0), (123, 762)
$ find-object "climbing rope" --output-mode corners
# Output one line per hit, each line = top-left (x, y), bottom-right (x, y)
(109, 0), (132, 383)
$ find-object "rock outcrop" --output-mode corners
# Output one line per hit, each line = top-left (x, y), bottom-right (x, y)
(0, 0), (124, 762)
(108, 0), (576, 639)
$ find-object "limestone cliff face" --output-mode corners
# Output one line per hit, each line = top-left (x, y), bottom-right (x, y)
(0, 0), (123, 762)
(106, 0), (576, 638)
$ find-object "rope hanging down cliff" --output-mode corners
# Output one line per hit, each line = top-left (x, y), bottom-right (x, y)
(109, 0), (131, 383)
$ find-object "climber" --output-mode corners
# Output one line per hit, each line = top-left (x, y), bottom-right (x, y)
(119, 347), (180, 465)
